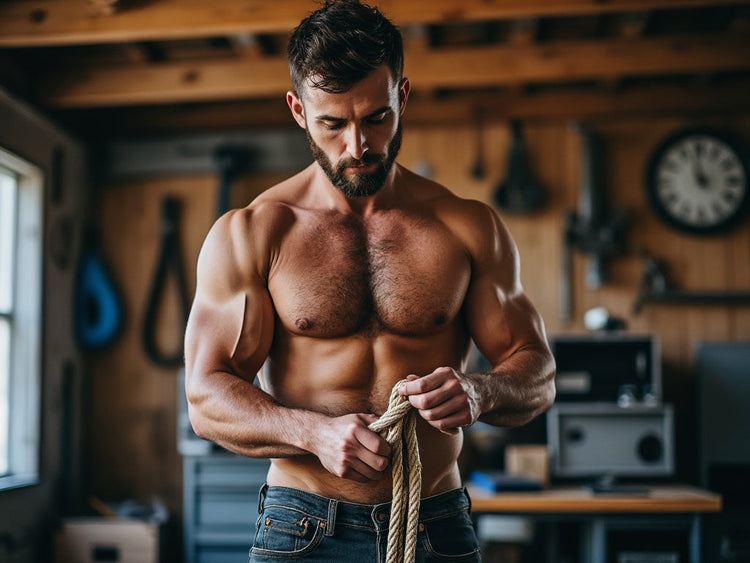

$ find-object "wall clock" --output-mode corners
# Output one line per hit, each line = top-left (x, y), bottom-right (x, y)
(646, 128), (750, 235)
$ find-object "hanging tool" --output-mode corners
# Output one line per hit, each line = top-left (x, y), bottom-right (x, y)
(74, 225), (124, 350)
(561, 124), (627, 321)
(142, 197), (190, 367)
(470, 109), (486, 180)
(213, 145), (255, 218)
(73, 146), (124, 350)
(633, 255), (750, 313)
(493, 120), (546, 214)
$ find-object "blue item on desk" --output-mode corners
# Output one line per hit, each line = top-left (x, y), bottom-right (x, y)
(469, 470), (543, 492)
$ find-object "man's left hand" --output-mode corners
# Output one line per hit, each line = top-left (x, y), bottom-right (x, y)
(398, 367), (482, 434)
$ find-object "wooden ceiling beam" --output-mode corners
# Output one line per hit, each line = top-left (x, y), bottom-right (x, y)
(1, 0), (749, 47)
(508, 19), (540, 46)
(406, 81), (750, 123)
(39, 33), (750, 108)
(409, 34), (750, 89)
(228, 34), (265, 59)
(54, 80), (750, 136)
(602, 12), (650, 91)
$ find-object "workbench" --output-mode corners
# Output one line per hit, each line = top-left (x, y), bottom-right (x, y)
(469, 485), (722, 563)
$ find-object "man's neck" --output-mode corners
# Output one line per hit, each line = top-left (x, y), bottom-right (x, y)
(314, 162), (402, 217)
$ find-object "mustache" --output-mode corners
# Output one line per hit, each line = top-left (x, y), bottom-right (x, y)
(337, 152), (385, 169)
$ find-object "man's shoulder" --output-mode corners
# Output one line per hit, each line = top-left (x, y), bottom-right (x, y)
(225, 168), (318, 233)
(401, 168), (509, 260)
(202, 184), (301, 269)
(240, 165), (318, 221)
(401, 165), (494, 219)
(412, 180), (498, 235)
(207, 201), (293, 252)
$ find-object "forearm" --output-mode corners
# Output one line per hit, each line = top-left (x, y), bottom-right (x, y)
(187, 369), (327, 459)
(471, 344), (556, 427)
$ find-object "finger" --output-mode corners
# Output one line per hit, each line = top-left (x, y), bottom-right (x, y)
(397, 374), (419, 395)
(399, 370), (447, 395)
(330, 434), (389, 481)
(406, 377), (464, 410)
(338, 434), (390, 480)
(418, 393), (467, 422)
(353, 422), (392, 457)
(355, 445), (390, 474)
(423, 366), (455, 381)
(335, 459), (378, 483)
(424, 410), (472, 435)
(346, 456), (389, 482)
(358, 413), (380, 426)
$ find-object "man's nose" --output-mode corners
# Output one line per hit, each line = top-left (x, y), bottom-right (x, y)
(345, 124), (368, 160)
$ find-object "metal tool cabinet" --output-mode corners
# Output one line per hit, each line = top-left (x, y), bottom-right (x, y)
(183, 454), (270, 563)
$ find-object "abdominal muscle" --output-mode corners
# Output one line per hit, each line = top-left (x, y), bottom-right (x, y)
(261, 328), (468, 503)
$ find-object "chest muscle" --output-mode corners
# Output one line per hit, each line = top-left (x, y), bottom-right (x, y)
(269, 211), (471, 338)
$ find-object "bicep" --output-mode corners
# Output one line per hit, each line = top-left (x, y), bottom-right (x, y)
(184, 213), (275, 384)
(463, 210), (548, 366)
(185, 285), (274, 382)
(467, 277), (547, 367)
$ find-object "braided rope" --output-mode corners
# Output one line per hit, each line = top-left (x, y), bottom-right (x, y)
(369, 380), (422, 563)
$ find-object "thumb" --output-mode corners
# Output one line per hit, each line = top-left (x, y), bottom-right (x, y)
(359, 413), (379, 425)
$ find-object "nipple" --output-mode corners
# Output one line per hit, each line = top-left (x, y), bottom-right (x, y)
(295, 317), (313, 330)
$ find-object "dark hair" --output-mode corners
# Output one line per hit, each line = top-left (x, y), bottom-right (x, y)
(287, 0), (404, 95)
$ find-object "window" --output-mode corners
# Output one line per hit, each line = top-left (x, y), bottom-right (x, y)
(0, 147), (43, 490)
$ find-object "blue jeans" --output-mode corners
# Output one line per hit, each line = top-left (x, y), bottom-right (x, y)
(249, 484), (481, 562)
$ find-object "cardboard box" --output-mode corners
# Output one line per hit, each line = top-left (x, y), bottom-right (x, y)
(55, 518), (161, 563)
(505, 445), (549, 488)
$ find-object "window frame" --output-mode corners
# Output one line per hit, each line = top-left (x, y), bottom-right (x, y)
(0, 146), (44, 492)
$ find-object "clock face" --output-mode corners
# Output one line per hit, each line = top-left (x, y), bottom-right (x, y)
(646, 129), (750, 235)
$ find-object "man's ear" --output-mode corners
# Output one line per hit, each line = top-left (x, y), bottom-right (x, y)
(398, 78), (411, 116)
(286, 90), (307, 129)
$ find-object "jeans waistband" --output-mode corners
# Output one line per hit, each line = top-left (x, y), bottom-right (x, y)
(258, 484), (472, 536)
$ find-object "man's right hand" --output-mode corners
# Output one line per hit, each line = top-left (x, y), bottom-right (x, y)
(311, 413), (392, 482)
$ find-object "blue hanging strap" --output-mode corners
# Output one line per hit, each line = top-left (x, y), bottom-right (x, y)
(74, 228), (124, 350)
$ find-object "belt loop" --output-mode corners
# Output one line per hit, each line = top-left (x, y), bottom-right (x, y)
(325, 499), (338, 537)
(258, 483), (269, 514)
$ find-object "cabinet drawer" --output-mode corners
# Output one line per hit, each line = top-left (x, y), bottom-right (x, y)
(194, 457), (269, 488)
(197, 490), (260, 528)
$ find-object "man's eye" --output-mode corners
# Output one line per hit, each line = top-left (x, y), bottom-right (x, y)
(367, 114), (387, 124)
(324, 122), (345, 130)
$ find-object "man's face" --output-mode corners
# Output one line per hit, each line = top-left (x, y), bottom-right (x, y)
(305, 123), (402, 198)
(287, 64), (410, 199)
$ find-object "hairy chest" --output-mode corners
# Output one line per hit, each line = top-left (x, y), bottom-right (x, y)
(268, 210), (472, 338)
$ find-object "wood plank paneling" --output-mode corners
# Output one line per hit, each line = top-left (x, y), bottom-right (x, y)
(89, 108), (750, 546)
(88, 172), (283, 520)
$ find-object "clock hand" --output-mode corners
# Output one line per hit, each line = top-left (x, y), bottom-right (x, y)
(693, 155), (709, 189)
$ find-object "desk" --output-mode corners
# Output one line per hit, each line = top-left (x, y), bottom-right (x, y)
(468, 485), (722, 563)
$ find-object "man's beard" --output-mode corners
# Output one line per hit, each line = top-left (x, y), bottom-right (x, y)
(306, 123), (403, 199)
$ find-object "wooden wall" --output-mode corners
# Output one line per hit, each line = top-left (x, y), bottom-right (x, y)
(88, 111), (750, 537)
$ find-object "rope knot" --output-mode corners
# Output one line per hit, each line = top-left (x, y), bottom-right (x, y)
(369, 380), (422, 563)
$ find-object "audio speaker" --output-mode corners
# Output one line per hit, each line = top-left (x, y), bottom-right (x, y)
(547, 403), (674, 479)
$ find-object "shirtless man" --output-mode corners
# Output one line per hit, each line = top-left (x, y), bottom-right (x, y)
(185, 1), (555, 561)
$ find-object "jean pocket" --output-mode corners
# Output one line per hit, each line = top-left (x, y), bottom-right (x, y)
(251, 506), (325, 559)
(420, 510), (481, 562)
